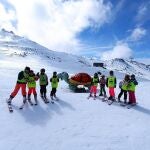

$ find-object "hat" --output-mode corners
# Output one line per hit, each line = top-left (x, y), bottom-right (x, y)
(40, 68), (45, 72)
(25, 66), (30, 71)
(30, 70), (34, 73)
(94, 73), (98, 77)
(110, 70), (114, 75)
(131, 74), (135, 78)
(53, 71), (57, 75)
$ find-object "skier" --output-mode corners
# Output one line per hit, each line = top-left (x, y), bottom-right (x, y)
(38, 68), (48, 99)
(106, 70), (117, 100)
(128, 74), (138, 105)
(118, 74), (130, 103)
(50, 71), (59, 101)
(7, 66), (30, 105)
(27, 70), (39, 105)
(99, 75), (106, 97)
(88, 73), (99, 99)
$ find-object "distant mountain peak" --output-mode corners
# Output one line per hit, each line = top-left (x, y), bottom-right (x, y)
(103, 58), (150, 80)
(1, 28), (14, 34)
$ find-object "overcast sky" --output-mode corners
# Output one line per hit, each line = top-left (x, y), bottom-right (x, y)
(0, 0), (150, 60)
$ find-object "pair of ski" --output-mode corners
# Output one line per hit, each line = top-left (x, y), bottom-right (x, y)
(41, 97), (51, 104)
(20, 97), (56, 110)
(19, 101), (37, 110)
(120, 102), (137, 109)
(87, 95), (97, 100)
(42, 96), (59, 104)
(99, 97), (128, 108)
(98, 96), (115, 105)
(50, 96), (60, 103)
(7, 97), (58, 113)
(107, 99), (137, 109)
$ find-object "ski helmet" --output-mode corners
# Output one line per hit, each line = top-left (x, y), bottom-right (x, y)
(110, 70), (114, 75)
(53, 71), (57, 76)
(131, 74), (135, 79)
(40, 68), (45, 73)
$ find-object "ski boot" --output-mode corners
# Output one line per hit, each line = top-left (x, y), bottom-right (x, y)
(102, 94), (107, 101)
(108, 96), (112, 100)
(99, 93), (103, 96)
(112, 97), (116, 101)
(44, 93), (49, 103)
(34, 94), (38, 105)
(28, 94), (33, 106)
(54, 94), (59, 101)
(117, 98), (121, 103)
(87, 93), (92, 99)
(41, 95), (44, 99)
(93, 94), (97, 100)
(7, 96), (13, 105)
(19, 96), (27, 109)
(50, 96), (54, 104)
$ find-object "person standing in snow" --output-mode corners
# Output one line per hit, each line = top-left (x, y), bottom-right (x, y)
(99, 75), (106, 97)
(50, 71), (59, 100)
(118, 74), (130, 103)
(27, 70), (39, 105)
(7, 66), (30, 104)
(128, 74), (138, 105)
(38, 68), (48, 99)
(106, 70), (117, 100)
(88, 73), (99, 98)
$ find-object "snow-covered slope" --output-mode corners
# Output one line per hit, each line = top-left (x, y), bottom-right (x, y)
(104, 58), (150, 80)
(1, 58), (150, 150)
(0, 29), (92, 73)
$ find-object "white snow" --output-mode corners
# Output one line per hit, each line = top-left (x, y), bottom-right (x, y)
(0, 29), (150, 150)
(1, 56), (150, 150)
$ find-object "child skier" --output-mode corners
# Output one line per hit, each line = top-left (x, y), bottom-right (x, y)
(118, 74), (130, 103)
(38, 68), (48, 99)
(27, 70), (39, 105)
(88, 73), (99, 99)
(7, 66), (30, 105)
(128, 74), (138, 105)
(50, 71), (59, 101)
(106, 70), (117, 100)
(99, 75), (106, 97)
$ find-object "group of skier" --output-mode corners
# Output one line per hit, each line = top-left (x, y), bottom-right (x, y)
(7, 67), (138, 111)
(89, 70), (138, 105)
(7, 66), (59, 107)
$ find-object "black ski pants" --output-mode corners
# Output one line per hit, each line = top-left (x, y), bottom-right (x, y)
(40, 85), (47, 97)
(50, 88), (57, 97)
(118, 89), (127, 102)
(100, 86), (106, 95)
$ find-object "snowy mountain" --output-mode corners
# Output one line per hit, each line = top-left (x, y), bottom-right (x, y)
(0, 28), (150, 80)
(103, 58), (150, 80)
(0, 28), (92, 73)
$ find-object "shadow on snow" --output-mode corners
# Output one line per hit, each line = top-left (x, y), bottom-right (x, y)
(11, 98), (75, 126)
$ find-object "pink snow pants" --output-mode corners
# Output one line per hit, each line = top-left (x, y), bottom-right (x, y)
(129, 91), (136, 104)
(90, 86), (97, 94)
(109, 87), (115, 97)
(28, 87), (37, 95)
